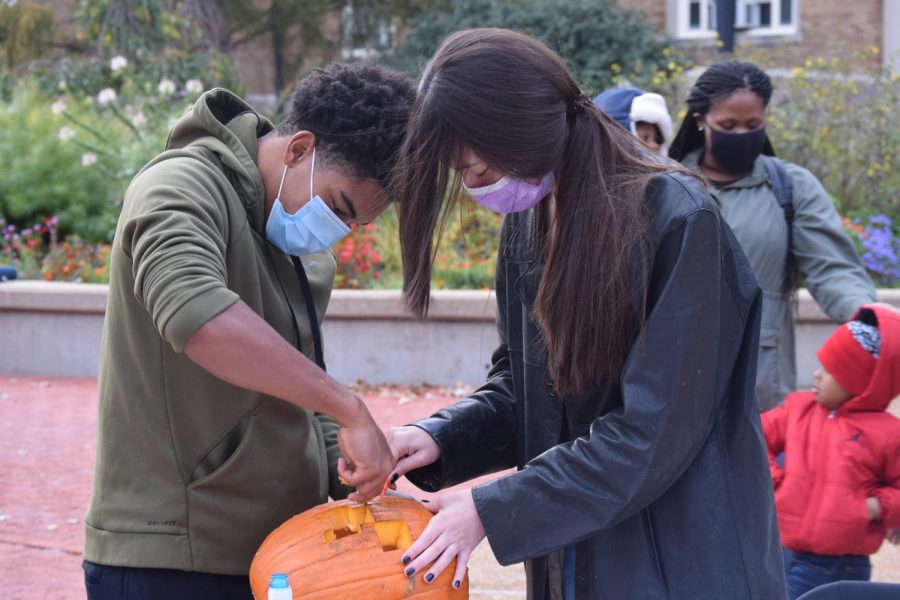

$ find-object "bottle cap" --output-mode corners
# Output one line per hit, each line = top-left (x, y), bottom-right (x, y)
(269, 573), (290, 589)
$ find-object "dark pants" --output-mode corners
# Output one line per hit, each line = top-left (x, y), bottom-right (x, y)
(83, 560), (253, 600)
(784, 551), (871, 600)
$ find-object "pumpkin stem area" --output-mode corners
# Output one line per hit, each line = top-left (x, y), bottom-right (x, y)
(323, 505), (414, 552)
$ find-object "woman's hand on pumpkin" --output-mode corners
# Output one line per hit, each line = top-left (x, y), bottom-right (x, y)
(400, 488), (485, 589)
(387, 426), (441, 481)
(337, 410), (395, 502)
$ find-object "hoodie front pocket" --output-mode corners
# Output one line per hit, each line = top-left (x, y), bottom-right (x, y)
(185, 407), (323, 573)
(187, 414), (252, 485)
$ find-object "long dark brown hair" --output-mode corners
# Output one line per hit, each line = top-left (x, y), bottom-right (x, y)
(392, 28), (679, 397)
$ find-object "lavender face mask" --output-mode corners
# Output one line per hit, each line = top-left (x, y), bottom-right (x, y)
(464, 172), (555, 213)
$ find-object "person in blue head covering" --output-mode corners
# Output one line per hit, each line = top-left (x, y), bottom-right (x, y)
(594, 86), (673, 154)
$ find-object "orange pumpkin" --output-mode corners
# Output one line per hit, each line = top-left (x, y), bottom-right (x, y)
(249, 496), (469, 599)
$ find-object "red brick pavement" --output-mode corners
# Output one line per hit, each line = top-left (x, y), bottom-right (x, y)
(0, 376), (480, 600)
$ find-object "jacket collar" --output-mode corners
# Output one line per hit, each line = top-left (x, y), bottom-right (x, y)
(683, 147), (771, 192)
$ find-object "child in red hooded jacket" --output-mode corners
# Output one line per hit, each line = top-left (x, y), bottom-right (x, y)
(763, 304), (900, 600)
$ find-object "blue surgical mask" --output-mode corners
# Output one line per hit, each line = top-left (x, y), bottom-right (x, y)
(265, 147), (350, 256)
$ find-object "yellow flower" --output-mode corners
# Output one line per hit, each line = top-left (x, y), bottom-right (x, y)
(870, 45), (880, 55)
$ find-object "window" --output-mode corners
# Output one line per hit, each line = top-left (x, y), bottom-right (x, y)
(736, 0), (798, 35)
(673, 0), (718, 39)
(670, 0), (798, 40)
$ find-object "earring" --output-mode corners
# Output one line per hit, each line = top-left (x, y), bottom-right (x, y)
(698, 126), (704, 131)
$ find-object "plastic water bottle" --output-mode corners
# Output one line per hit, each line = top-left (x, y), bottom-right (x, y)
(268, 573), (293, 600)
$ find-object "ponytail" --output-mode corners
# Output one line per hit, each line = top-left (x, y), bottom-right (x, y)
(531, 100), (660, 395)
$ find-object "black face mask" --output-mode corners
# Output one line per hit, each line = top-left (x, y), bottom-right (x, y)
(707, 125), (767, 174)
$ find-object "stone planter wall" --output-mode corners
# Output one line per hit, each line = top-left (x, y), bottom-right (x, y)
(1, 281), (897, 387)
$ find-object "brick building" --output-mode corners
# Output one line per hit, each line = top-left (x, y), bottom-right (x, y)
(622, 0), (900, 70)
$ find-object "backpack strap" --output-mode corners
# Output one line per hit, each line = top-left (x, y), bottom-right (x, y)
(763, 155), (795, 292)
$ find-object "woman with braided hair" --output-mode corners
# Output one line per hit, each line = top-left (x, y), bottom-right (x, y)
(386, 28), (784, 599)
(669, 60), (875, 412)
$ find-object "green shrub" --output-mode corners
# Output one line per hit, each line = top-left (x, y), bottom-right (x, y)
(0, 86), (121, 241)
(0, 50), (233, 242)
(387, 0), (691, 94)
(733, 48), (899, 220)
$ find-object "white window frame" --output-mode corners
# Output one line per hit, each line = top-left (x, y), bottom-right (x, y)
(736, 0), (799, 37)
(671, 0), (718, 40)
(669, 0), (798, 40)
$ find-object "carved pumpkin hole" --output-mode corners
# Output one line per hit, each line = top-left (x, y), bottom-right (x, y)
(372, 520), (413, 551)
(322, 505), (413, 551)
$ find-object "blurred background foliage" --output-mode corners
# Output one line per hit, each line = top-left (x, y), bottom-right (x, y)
(0, 0), (896, 286)
(385, 0), (691, 94)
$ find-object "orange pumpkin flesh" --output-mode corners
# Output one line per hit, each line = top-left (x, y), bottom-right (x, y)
(249, 496), (469, 599)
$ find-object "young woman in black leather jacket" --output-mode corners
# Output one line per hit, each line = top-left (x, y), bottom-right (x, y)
(387, 28), (785, 600)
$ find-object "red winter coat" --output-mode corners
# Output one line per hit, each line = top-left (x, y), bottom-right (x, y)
(762, 304), (900, 556)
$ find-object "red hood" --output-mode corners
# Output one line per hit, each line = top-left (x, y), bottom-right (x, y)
(840, 304), (900, 414)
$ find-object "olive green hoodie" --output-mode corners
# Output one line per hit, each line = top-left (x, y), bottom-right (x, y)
(84, 89), (349, 574)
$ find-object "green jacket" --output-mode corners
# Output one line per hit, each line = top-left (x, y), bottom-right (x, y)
(84, 89), (349, 574)
(683, 149), (875, 411)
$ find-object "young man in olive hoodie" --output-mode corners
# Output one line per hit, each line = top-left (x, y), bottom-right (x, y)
(83, 62), (415, 598)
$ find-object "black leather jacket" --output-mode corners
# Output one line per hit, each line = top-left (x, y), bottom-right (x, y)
(407, 173), (786, 599)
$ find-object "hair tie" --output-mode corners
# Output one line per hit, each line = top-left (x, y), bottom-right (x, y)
(568, 92), (592, 114)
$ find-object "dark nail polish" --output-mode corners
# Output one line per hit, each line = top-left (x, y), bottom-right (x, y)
(390, 473), (399, 483)
(425, 573), (434, 583)
(401, 556), (410, 565)
(405, 567), (415, 577)
(421, 499), (430, 503)
(454, 580), (461, 589)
